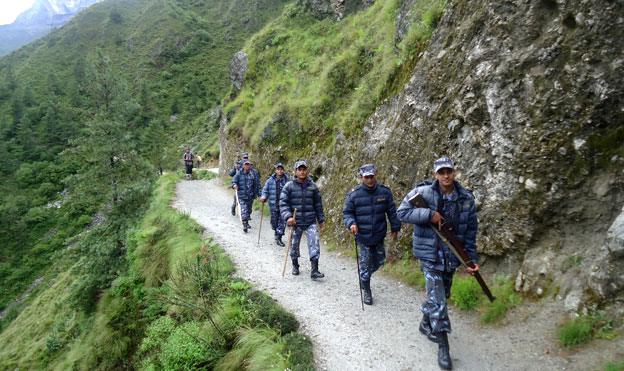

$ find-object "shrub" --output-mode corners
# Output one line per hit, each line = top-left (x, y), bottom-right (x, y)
(247, 290), (299, 335)
(481, 276), (521, 324)
(215, 327), (286, 371)
(283, 332), (315, 371)
(605, 359), (624, 371)
(159, 321), (220, 370)
(558, 316), (594, 347)
(450, 275), (481, 310)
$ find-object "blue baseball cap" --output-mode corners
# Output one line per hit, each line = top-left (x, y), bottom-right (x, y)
(358, 164), (377, 177)
(274, 162), (285, 169)
(433, 156), (454, 173)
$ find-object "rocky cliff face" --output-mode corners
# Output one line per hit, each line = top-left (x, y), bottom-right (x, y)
(221, 0), (624, 311)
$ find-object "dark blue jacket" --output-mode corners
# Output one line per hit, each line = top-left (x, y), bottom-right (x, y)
(232, 169), (261, 201)
(279, 177), (325, 227)
(397, 180), (478, 266)
(343, 183), (401, 246)
(228, 160), (243, 177)
(261, 173), (290, 210)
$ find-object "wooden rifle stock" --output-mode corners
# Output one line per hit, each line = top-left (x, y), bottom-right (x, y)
(409, 193), (496, 302)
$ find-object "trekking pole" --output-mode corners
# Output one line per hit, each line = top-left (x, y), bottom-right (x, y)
(234, 190), (243, 224)
(257, 202), (265, 246)
(354, 236), (364, 311)
(282, 209), (297, 278)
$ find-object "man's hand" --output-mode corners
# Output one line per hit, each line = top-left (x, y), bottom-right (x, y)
(389, 231), (398, 240)
(430, 211), (444, 229)
(287, 217), (296, 226)
(466, 263), (480, 275)
(260, 196), (266, 203)
(319, 223), (325, 232)
(232, 184), (238, 190)
(350, 224), (358, 235)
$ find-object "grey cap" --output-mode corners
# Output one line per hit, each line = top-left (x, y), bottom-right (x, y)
(243, 160), (251, 165)
(241, 152), (249, 159)
(358, 164), (377, 177)
(274, 162), (285, 169)
(294, 160), (308, 170)
(433, 156), (454, 173)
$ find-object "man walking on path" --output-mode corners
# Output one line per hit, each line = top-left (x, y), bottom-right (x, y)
(397, 156), (479, 370)
(183, 147), (194, 180)
(343, 164), (401, 305)
(279, 160), (326, 279)
(232, 160), (261, 233)
(260, 162), (290, 247)
(229, 152), (249, 215)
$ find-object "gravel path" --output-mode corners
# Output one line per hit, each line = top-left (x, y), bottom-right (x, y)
(173, 179), (597, 371)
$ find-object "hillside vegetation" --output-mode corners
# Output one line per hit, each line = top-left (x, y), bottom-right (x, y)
(0, 0), (316, 368)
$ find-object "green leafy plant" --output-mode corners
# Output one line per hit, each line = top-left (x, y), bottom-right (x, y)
(450, 275), (481, 310)
(558, 316), (595, 347)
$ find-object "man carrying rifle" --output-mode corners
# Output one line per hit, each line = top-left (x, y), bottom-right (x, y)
(397, 156), (479, 370)
(343, 164), (400, 305)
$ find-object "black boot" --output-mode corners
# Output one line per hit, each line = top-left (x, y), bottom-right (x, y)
(310, 260), (324, 280)
(243, 221), (249, 233)
(291, 258), (300, 275)
(361, 280), (373, 305)
(419, 315), (439, 343)
(275, 235), (285, 247)
(231, 203), (236, 216)
(437, 332), (452, 370)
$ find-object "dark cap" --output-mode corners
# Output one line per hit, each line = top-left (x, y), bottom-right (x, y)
(358, 164), (377, 177)
(433, 156), (454, 173)
(294, 160), (308, 170)
(274, 162), (285, 169)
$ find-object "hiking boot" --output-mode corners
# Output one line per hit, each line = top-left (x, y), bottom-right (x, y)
(231, 204), (236, 216)
(275, 235), (285, 247)
(437, 332), (452, 370)
(419, 315), (439, 343)
(243, 221), (249, 233)
(291, 258), (300, 275)
(310, 260), (324, 280)
(361, 280), (373, 305)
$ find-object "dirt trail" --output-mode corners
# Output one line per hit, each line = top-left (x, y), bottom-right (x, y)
(173, 178), (611, 371)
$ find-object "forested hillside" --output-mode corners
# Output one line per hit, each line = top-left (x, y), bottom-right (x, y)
(0, 0), (316, 369)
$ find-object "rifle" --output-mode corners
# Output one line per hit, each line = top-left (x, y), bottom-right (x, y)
(409, 193), (496, 302)
(282, 209), (297, 277)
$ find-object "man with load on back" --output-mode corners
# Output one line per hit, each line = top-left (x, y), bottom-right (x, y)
(229, 152), (249, 215)
(343, 164), (400, 305)
(260, 162), (290, 247)
(397, 156), (479, 370)
(232, 159), (261, 233)
(183, 147), (194, 180)
(279, 160), (326, 279)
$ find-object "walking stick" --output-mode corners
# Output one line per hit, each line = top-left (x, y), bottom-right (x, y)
(257, 202), (265, 246)
(234, 189), (243, 224)
(354, 236), (364, 311)
(282, 209), (297, 277)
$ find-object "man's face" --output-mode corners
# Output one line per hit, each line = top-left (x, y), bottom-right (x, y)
(276, 167), (285, 177)
(435, 168), (455, 187)
(362, 174), (376, 188)
(243, 163), (251, 172)
(296, 166), (308, 180)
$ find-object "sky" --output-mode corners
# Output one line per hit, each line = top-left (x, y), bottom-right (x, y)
(0, 0), (36, 25)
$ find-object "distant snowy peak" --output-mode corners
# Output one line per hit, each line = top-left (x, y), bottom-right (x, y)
(13, 0), (101, 26)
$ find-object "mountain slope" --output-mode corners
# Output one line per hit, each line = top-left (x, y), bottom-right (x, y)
(0, 0), (101, 56)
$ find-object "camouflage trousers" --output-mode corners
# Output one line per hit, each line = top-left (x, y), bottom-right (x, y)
(270, 208), (286, 237)
(290, 224), (321, 261)
(239, 198), (254, 221)
(421, 267), (454, 334)
(357, 241), (386, 282)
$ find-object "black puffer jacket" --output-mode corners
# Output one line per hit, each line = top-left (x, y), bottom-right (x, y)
(279, 177), (325, 227)
(343, 183), (401, 246)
